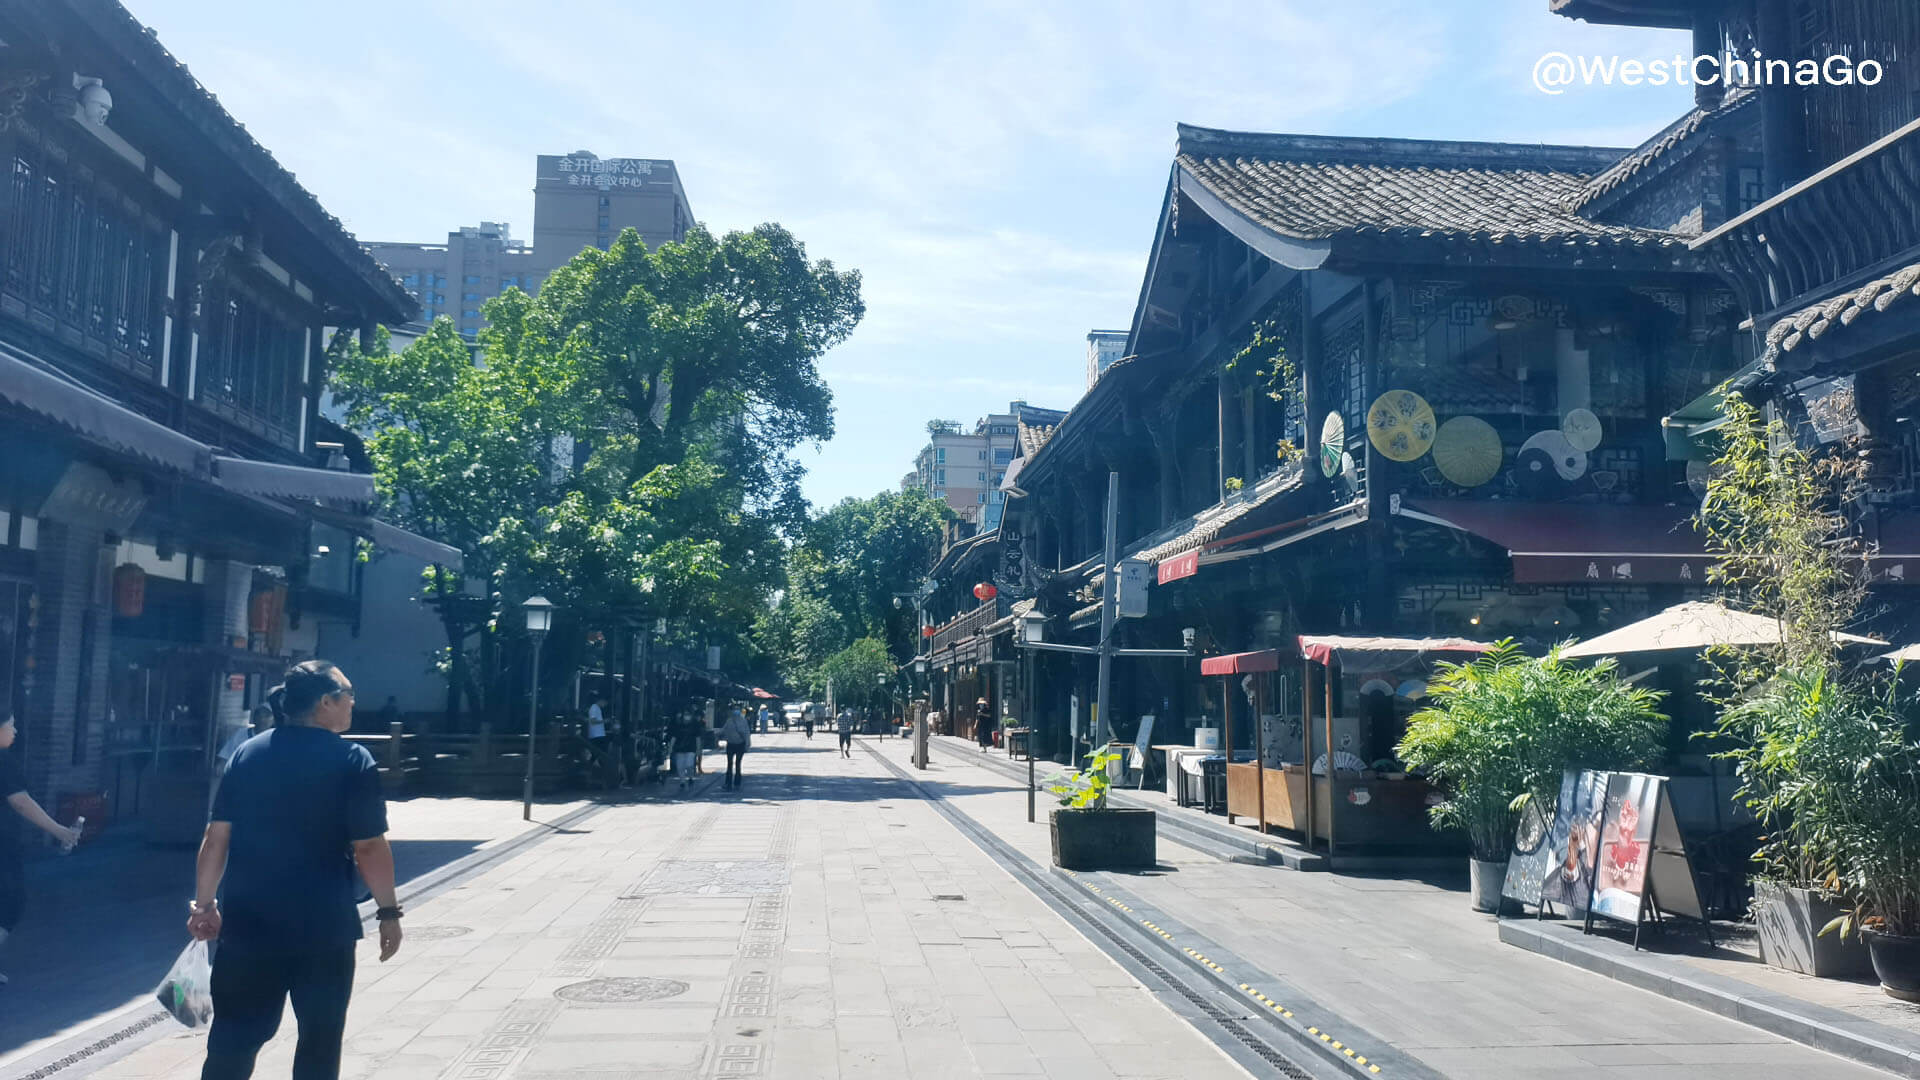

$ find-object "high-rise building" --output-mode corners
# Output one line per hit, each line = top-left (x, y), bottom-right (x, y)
(902, 402), (1065, 527)
(365, 152), (693, 338)
(1086, 329), (1128, 387)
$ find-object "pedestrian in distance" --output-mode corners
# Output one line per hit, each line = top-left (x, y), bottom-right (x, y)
(586, 695), (614, 789)
(837, 705), (856, 758)
(720, 708), (750, 789)
(756, 702), (772, 735)
(976, 697), (995, 751)
(0, 714), (83, 985)
(188, 660), (401, 1080)
(670, 711), (703, 792)
(803, 703), (816, 740)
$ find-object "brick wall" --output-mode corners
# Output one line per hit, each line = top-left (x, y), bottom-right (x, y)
(23, 521), (109, 803)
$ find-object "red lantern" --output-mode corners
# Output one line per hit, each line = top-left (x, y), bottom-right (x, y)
(112, 563), (146, 619)
(922, 626), (936, 638)
(973, 582), (997, 601)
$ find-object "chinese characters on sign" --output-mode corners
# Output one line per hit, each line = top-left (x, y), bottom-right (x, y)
(554, 156), (660, 190)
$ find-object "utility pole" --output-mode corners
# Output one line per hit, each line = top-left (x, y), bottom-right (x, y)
(1096, 471), (1118, 749)
(1014, 472), (1192, 808)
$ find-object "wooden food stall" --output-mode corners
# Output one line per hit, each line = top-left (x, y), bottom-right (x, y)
(1212, 635), (1491, 855)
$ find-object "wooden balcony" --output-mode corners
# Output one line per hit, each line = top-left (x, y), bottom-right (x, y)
(1692, 117), (1920, 319)
(929, 601), (997, 660)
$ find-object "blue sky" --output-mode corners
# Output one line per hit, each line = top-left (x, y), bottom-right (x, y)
(136, 0), (1694, 510)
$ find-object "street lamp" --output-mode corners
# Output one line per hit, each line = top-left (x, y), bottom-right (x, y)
(521, 595), (555, 820)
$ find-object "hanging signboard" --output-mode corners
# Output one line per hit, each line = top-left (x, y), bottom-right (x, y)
(1157, 550), (1199, 585)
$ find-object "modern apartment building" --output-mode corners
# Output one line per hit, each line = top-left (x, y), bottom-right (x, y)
(1086, 329), (1128, 388)
(902, 402), (1065, 528)
(365, 152), (693, 338)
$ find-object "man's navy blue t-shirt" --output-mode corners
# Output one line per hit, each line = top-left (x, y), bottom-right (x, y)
(210, 724), (387, 949)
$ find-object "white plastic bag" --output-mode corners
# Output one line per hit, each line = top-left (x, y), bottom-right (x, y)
(155, 940), (215, 1028)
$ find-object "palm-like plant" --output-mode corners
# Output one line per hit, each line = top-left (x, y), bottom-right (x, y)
(1396, 641), (1668, 860)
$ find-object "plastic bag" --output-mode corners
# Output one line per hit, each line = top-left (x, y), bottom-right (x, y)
(155, 940), (215, 1028)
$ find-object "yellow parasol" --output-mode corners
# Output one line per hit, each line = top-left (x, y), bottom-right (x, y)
(1366, 390), (1436, 463)
(1431, 416), (1503, 487)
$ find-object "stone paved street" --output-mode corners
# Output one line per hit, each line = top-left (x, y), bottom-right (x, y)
(0, 792), (592, 1072)
(77, 738), (1249, 1080)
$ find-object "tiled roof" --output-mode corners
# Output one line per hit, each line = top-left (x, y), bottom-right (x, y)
(1136, 460), (1304, 564)
(1570, 91), (1756, 213)
(1176, 124), (1676, 247)
(1017, 419), (1057, 457)
(1762, 260), (1920, 364)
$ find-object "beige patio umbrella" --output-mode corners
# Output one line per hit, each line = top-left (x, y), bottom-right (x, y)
(1560, 600), (1885, 658)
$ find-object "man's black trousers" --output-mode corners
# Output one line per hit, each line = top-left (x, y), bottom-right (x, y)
(202, 939), (356, 1080)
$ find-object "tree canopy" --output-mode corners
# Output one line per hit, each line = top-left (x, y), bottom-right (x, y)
(329, 223), (862, 719)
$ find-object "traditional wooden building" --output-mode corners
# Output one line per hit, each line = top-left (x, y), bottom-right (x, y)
(999, 118), (1769, 775)
(0, 0), (455, 836)
(1563, 0), (1920, 642)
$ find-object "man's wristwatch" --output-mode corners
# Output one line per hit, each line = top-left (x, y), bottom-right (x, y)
(188, 899), (217, 914)
(375, 905), (404, 922)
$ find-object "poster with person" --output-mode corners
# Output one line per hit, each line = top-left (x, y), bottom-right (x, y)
(1539, 769), (1610, 916)
(1589, 773), (1661, 922)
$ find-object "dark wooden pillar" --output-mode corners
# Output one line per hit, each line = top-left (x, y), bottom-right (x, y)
(1756, 0), (1808, 194)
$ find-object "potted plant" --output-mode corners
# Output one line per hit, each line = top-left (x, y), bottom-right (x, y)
(1397, 641), (1666, 913)
(1798, 671), (1920, 998)
(1716, 668), (1875, 976)
(1044, 742), (1156, 871)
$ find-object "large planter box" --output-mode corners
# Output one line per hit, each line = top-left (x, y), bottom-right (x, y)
(1050, 807), (1156, 871)
(1754, 880), (1873, 977)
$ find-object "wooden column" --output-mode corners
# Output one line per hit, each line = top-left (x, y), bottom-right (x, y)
(1253, 675), (1267, 835)
(1302, 658), (1315, 846)
(1325, 657), (1338, 858)
(1222, 677), (1235, 824)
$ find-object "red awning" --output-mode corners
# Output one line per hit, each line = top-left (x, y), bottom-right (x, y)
(1400, 498), (1708, 585)
(1298, 635), (1495, 668)
(1200, 650), (1280, 675)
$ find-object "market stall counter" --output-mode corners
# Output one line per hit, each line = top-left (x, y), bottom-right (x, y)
(1208, 635), (1493, 855)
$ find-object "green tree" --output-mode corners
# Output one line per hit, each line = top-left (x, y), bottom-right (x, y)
(816, 637), (895, 707)
(330, 223), (862, 722)
(1397, 642), (1668, 860)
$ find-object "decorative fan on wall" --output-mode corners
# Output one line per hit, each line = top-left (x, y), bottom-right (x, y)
(1431, 416), (1503, 488)
(1521, 429), (1588, 482)
(1320, 413), (1346, 478)
(1367, 390), (1436, 462)
(1561, 408), (1603, 453)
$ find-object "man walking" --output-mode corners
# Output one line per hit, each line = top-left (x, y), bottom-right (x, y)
(188, 660), (401, 1080)
(837, 705), (857, 758)
(975, 697), (996, 751)
(719, 708), (750, 789)
(0, 714), (83, 984)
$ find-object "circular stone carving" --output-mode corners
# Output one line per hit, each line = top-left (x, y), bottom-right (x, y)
(406, 925), (473, 941)
(555, 977), (690, 1003)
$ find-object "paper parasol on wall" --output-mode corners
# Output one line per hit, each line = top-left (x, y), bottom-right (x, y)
(1320, 412), (1346, 478)
(1521, 429), (1587, 481)
(1431, 416), (1503, 487)
(1561, 408), (1603, 452)
(1366, 390), (1436, 462)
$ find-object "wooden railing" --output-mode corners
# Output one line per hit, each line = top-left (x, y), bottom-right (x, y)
(1694, 118), (1920, 317)
(930, 601), (997, 654)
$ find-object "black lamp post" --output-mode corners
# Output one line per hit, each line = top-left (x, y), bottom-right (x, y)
(521, 595), (555, 820)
